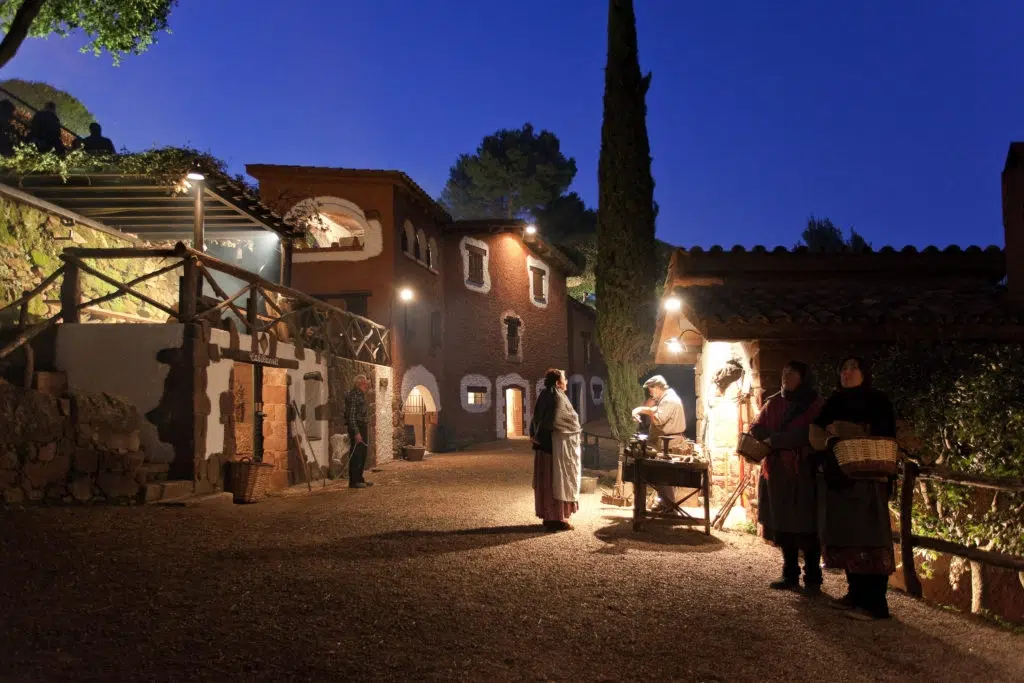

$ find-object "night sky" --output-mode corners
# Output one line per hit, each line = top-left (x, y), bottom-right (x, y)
(7, 0), (1023, 249)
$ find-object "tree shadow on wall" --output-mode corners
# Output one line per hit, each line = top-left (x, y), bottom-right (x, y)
(206, 524), (548, 563)
(592, 516), (725, 556)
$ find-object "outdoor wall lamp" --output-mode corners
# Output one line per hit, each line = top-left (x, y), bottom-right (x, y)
(399, 287), (414, 302)
(663, 295), (682, 312)
(524, 224), (538, 236)
(186, 170), (205, 181)
(665, 337), (684, 354)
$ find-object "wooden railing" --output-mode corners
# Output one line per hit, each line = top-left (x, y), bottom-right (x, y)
(897, 459), (1024, 614)
(0, 242), (391, 369)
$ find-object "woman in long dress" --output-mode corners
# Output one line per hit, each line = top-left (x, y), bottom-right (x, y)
(814, 356), (898, 619)
(750, 361), (825, 593)
(530, 368), (583, 532)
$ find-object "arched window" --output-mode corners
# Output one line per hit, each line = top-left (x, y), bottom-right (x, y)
(400, 230), (409, 253)
(402, 220), (415, 255)
(414, 228), (426, 262)
(427, 237), (438, 270)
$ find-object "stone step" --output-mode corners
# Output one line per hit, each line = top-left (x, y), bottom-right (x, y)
(142, 480), (195, 504)
(135, 463), (170, 484)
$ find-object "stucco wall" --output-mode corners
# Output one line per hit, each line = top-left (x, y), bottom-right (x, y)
(55, 323), (185, 465)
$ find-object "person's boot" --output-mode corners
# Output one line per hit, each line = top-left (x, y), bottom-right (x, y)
(349, 481), (367, 489)
(830, 572), (860, 610)
(771, 544), (801, 590)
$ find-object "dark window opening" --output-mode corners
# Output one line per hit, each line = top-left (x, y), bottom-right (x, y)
(467, 246), (486, 285)
(531, 267), (547, 303)
(592, 382), (603, 400)
(504, 315), (522, 357)
(425, 242), (433, 268)
(467, 385), (487, 405)
(400, 230), (409, 253)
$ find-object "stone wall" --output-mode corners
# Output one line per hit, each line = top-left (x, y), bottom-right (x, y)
(0, 195), (180, 324)
(0, 379), (162, 505)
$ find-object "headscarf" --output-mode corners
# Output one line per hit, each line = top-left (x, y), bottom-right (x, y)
(780, 360), (818, 429)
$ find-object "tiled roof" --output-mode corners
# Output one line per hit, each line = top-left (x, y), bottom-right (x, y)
(676, 281), (1024, 330)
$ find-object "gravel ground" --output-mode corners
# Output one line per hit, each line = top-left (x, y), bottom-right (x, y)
(1, 440), (1021, 683)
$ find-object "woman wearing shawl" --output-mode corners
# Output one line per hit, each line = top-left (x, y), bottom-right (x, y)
(814, 356), (898, 620)
(750, 361), (825, 593)
(530, 368), (583, 532)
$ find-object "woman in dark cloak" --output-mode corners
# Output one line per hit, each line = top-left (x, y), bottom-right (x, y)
(814, 356), (898, 620)
(750, 361), (825, 593)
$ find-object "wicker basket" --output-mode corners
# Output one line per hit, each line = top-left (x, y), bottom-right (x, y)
(737, 433), (771, 464)
(231, 457), (274, 504)
(833, 437), (899, 479)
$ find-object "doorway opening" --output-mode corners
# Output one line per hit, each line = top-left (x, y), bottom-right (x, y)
(504, 386), (524, 438)
(403, 385), (438, 448)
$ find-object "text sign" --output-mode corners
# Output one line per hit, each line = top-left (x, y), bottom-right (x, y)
(221, 348), (300, 369)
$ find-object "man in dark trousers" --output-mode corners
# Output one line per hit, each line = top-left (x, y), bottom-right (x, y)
(345, 375), (373, 488)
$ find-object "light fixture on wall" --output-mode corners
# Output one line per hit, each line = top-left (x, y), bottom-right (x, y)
(399, 287), (414, 302)
(665, 337), (685, 354)
(663, 295), (682, 312)
(524, 224), (538, 236)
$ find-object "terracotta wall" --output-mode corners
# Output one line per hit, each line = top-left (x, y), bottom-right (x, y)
(441, 232), (570, 448)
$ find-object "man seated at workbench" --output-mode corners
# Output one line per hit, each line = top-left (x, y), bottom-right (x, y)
(631, 375), (688, 514)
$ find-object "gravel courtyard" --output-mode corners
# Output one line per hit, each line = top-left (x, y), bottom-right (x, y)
(1, 440), (1021, 683)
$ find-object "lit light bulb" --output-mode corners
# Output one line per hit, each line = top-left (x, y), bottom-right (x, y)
(186, 171), (205, 181)
(524, 224), (538, 235)
(664, 296), (682, 312)
(399, 287), (414, 302)
(666, 337), (684, 354)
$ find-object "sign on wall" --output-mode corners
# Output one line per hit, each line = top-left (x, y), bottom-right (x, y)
(221, 348), (300, 369)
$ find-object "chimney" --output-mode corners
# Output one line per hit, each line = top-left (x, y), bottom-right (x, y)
(1002, 142), (1024, 302)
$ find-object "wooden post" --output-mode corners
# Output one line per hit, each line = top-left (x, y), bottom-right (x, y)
(900, 461), (924, 598)
(60, 259), (81, 324)
(970, 561), (984, 615)
(193, 180), (205, 252)
(179, 257), (198, 320)
(247, 286), (259, 352)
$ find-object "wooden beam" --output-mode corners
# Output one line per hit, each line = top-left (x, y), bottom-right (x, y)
(63, 254), (180, 320)
(63, 246), (182, 259)
(892, 531), (1024, 573)
(916, 466), (1024, 493)
(0, 182), (138, 245)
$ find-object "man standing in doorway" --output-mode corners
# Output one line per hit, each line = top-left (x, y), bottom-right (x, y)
(345, 375), (373, 488)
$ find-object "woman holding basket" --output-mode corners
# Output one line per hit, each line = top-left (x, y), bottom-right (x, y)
(749, 361), (825, 593)
(813, 356), (898, 620)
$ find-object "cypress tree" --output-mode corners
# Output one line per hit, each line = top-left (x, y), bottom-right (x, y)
(595, 0), (658, 444)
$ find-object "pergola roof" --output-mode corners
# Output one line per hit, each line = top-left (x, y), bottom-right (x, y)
(4, 171), (299, 242)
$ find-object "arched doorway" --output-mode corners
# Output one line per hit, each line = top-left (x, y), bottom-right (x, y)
(403, 385), (438, 448)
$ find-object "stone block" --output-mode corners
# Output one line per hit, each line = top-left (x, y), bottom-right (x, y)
(264, 369), (288, 386)
(0, 382), (64, 445)
(74, 449), (100, 474)
(0, 468), (18, 489)
(69, 476), (93, 502)
(1, 449), (17, 469)
(37, 442), (57, 463)
(262, 385), (287, 405)
(96, 472), (140, 501)
(101, 452), (129, 472)
(3, 487), (23, 504)
(206, 457), (223, 487)
(22, 453), (70, 489)
(45, 485), (67, 501)
(32, 371), (67, 397)
(71, 391), (140, 434)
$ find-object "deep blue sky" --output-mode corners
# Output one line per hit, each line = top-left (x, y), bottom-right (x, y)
(7, 1), (1023, 248)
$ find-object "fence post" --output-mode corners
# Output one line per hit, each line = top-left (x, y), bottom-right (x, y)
(900, 460), (923, 598)
(60, 260), (80, 324)
(179, 257), (198, 320)
(247, 286), (259, 353)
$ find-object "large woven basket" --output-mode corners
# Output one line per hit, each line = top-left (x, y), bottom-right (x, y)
(737, 433), (771, 464)
(833, 437), (899, 479)
(231, 457), (274, 504)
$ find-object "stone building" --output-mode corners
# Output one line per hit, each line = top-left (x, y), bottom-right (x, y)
(246, 164), (607, 453)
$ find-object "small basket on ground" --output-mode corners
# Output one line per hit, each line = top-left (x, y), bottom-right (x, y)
(833, 437), (899, 479)
(737, 433), (771, 464)
(231, 457), (274, 504)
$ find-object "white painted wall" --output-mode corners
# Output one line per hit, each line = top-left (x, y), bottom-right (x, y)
(55, 324), (185, 464)
(459, 235), (492, 294)
(400, 365), (442, 413)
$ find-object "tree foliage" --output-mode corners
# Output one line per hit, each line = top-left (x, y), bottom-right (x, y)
(817, 344), (1024, 559)
(0, 0), (177, 72)
(595, 0), (659, 443)
(533, 192), (596, 242)
(0, 78), (94, 136)
(800, 215), (870, 252)
(439, 122), (577, 220)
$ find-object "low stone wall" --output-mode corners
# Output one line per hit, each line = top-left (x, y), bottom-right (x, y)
(0, 380), (155, 505)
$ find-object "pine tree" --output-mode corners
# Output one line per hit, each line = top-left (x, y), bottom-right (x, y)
(595, 0), (658, 443)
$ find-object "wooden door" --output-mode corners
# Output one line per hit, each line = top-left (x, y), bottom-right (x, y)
(511, 389), (523, 436)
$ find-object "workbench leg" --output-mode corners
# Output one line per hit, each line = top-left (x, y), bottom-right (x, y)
(632, 467), (646, 532)
(703, 472), (711, 535)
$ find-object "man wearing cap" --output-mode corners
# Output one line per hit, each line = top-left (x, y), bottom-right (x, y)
(632, 375), (688, 513)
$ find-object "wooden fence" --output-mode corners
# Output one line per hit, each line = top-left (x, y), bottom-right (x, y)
(0, 242), (391, 375)
(896, 459), (1024, 614)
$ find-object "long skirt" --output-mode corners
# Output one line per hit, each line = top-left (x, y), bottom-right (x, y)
(533, 450), (578, 522)
(820, 478), (895, 574)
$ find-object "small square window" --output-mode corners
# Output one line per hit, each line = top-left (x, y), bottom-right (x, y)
(592, 383), (604, 401)
(467, 385), (487, 405)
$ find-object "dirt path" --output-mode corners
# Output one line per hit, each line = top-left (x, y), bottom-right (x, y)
(1, 440), (1020, 682)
